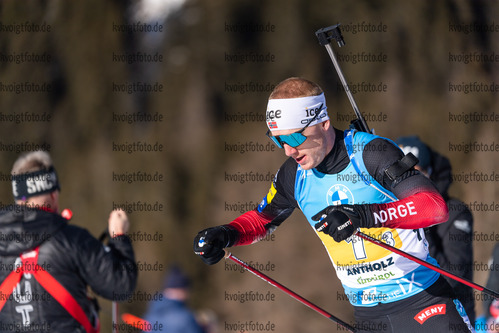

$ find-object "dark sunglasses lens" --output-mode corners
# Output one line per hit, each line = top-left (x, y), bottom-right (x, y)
(267, 130), (307, 148)
(280, 133), (307, 148)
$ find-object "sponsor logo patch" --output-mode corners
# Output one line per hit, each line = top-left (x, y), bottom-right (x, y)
(414, 304), (446, 324)
(327, 184), (354, 206)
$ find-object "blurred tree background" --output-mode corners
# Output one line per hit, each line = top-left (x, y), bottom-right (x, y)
(0, 0), (497, 332)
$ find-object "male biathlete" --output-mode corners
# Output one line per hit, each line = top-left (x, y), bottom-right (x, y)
(194, 77), (473, 332)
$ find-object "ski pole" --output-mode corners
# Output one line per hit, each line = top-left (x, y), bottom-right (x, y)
(224, 251), (356, 332)
(112, 301), (118, 333)
(355, 230), (499, 298)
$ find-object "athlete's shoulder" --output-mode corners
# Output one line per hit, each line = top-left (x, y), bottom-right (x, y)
(353, 131), (399, 150)
(281, 156), (298, 169)
(274, 157), (298, 185)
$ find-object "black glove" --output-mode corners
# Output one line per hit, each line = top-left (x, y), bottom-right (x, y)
(193, 225), (239, 265)
(312, 204), (374, 242)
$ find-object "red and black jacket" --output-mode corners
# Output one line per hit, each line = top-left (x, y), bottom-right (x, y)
(0, 206), (137, 332)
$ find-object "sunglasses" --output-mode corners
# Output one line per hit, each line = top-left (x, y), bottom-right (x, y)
(266, 104), (323, 149)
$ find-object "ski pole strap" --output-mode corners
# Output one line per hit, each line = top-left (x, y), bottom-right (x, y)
(0, 247), (100, 333)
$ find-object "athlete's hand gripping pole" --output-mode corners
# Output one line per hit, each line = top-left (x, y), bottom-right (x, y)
(314, 204), (499, 299)
(224, 251), (356, 332)
(315, 24), (372, 134)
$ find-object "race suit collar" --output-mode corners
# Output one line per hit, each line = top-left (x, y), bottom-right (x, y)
(315, 127), (350, 175)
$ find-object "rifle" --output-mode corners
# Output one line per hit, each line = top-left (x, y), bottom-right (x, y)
(315, 24), (373, 134)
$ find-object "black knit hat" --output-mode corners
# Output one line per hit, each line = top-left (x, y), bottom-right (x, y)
(163, 265), (190, 289)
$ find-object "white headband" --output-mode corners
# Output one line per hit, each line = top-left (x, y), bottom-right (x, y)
(266, 93), (329, 131)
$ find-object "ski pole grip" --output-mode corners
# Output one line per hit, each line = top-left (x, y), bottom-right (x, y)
(315, 24), (345, 47)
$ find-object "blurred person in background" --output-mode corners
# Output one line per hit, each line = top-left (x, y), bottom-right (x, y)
(396, 135), (475, 325)
(142, 265), (208, 333)
(193, 77), (474, 332)
(0, 150), (137, 332)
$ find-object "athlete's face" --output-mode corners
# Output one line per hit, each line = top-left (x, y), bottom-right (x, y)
(271, 120), (333, 170)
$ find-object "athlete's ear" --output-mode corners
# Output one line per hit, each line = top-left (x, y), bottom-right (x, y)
(321, 119), (331, 131)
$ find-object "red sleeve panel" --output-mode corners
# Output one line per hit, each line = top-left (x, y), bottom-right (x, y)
(228, 210), (273, 246)
(371, 191), (449, 229)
